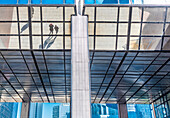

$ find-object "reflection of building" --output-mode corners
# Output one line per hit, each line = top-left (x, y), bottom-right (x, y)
(29, 103), (43, 118)
(53, 106), (59, 118)
(0, 103), (18, 118)
(53, 104), (70, 118)
(91, 104), (118, 118)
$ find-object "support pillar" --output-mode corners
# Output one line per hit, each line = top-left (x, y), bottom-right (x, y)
(118, 103), (128, 118)
(71, 16), (91, 118)
(21, 102), (30, 118)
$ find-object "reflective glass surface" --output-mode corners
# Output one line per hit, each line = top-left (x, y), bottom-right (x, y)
(0, 0), (75, 4)
(0, 102), (21, 118)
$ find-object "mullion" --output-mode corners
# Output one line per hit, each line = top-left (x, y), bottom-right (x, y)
(134, 72), (170, 103)
(42, 51), (55, 103)
(90, 7), (97, 69)
(98, 52), (128, 103)
(115, 7), (120, 50)
(126, 58), (170, 103)
(21, 51), (44, 102)
(0, 70), (24, 102)
(161, 7), (168, 50)
(127, 6), (132, 50)
(138, 7), (144, 50)
(63, 6), (68, 103)
(109, 52), (138, 103)
(0, 52), (32, 102)
(93, 52), (116, 103)
(30, 51), (50, 102)
(0, 84), (17, 102)
(16, 7), (21, 49)
(117, 52), (161, 102)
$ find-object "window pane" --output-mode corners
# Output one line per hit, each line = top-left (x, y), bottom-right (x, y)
(96, 37), (116, 50)
(97, 7), (118, 21)
(96, 23), (116, 35)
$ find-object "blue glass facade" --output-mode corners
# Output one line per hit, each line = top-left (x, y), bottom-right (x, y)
(0, 102), (21, 118)
(0, 0), (75, 4)
(127, 104), (153, 118)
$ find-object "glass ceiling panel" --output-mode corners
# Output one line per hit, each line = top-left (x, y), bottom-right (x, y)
(0, 0), (74, 4)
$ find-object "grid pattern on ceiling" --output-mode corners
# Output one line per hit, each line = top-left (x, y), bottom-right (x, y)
(84, 6), (170, 51)
(0, 50), (169, 104)
(0, 6), (75, 50)
(0, 6), (170, 51)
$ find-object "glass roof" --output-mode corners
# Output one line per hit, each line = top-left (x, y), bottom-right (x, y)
(0, 6), (170, 51)
(0, 50), (169, 104)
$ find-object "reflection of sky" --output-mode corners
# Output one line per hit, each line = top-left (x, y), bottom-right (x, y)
(42, 103), (61, 118)
(1, 0), (170, 4)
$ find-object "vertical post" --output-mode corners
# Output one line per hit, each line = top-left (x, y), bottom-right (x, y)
(71, 15), (91, 118)
(118, 103), (128, 118)
(21, 102), (30, 118)
(152, 103), (156, 118)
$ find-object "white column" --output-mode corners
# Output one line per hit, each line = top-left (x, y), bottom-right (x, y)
(71, 16), (91, 118)
(21, 102), (30, 118)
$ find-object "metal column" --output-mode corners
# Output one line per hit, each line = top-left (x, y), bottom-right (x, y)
(71, 16), (91, 118)
(118, 103), (128, 118)
(21, 102), (30, 118)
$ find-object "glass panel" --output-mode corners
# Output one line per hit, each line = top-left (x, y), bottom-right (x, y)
(143, 8), (165, 22)
(31, 7), (40, 21)
(96, 23), (116, 35)
(65, 7), (75, 21)
(0, 102), (22, 117)
(0, 7), (17, 21)
(166, 8), (170, 22)
(130, 37), (139, 50)
(43, 23), (63, 35)
(20, 22), (29, 34)
(96, 0), (118, 4)
(0, 0), (17, 4)
(89, 37), (94, 50)
(42, 0), (63, 4)
(18, 0), (28, 4)
(132, 7), (142, 22)
(0, 23), (18, 34)
(142, 23), (163, 36)
(119, 7), (129, 21)
(65, 23), (71, 35)
(97, 7), (118, 21)
(65, 0), (74, 4)
(43, 36), (63, 49)
(0, 36), (19, 49)
(140, 37), (161, 50)
(42, 7), (63, 21)
(92, 104), (118, 117)
(85, 7), (94, 21)
(119, 23), (128, 35)
(96, 37), (116, 50)
(31, 0), (41, 4)
(65, 36), (71, 49)
(88, 23), (94, 35)
(131, 23), (141, 35)
(127, 104), (153, 118)
(32, 23), (41, 34)
(21, 36), (30, 49)
(19, 7), (28, 21)
(33, 36), (42, 49)
(85, 0), (95, 4)
(163, 37), (170, 50)
(118, 37), (127, 50)
(120, 0), (129, 4)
